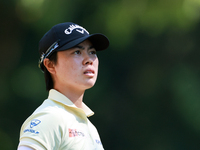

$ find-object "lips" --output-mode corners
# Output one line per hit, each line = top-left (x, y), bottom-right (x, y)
(84, 69), (95, 76)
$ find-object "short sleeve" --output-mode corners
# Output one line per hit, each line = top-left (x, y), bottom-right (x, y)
(19, 109), (67, 150)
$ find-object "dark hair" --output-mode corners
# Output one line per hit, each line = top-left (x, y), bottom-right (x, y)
(43, 52), (58, 91)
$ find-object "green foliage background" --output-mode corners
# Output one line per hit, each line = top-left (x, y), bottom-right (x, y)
(1, 0), (200, 149)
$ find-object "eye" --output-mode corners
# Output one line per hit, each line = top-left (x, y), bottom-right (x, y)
(74, 50), (81, 55)
(89, 50), (97, 55)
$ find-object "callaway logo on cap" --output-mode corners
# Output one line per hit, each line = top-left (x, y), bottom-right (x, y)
(38, 22), (109, 71)
(64, 24), (89, 35)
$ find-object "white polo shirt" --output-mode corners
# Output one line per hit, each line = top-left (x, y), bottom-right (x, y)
(18, 89), (104, 150)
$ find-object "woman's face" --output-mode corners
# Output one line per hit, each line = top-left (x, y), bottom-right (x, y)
(52, 39), (99, 92)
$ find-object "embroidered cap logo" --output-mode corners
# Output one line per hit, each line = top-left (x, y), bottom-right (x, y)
(64, 24), (89, 35)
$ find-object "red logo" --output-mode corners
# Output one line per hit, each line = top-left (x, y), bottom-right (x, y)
(68, 129), (85, 137)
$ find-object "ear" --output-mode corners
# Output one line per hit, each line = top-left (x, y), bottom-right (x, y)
(43, 58), (56, 74)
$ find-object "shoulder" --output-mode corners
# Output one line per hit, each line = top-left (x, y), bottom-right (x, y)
(20, 99), (72, 137)
(24, 99), (72, 127)
(32, 99), (72, 119)
(19, 100), (70, 149)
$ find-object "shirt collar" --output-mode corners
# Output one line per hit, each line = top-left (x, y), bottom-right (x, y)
(48, 89), (94, 117)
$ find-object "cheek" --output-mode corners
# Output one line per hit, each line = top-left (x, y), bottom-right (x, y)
(95, 59), (99, 70)
(66, 60), (81, 77)
(56, 59), (73, 75)
(93, 59), (99, 78)
(67, 64), (77, 75)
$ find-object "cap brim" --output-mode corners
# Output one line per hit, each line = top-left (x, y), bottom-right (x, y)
(57, 33), (109, 51)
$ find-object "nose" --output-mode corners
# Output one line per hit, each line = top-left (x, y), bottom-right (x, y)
(83, 53), (93, 65)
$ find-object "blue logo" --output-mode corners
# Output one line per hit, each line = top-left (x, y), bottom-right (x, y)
(95, 139), (102, 145)
(24, 129), (39, 134)
(30, 119), (41, 128)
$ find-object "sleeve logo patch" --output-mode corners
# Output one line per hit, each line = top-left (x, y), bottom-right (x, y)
(30, 119), (41, 128)
(23, 119), (41, 134)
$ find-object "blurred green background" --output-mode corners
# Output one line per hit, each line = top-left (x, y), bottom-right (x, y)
(1, 0), (200, 149)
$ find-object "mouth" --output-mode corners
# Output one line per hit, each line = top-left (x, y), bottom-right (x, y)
(84, 69), (95, 76)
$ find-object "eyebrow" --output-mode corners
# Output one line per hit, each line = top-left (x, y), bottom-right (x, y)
(74, 45), (94, 50)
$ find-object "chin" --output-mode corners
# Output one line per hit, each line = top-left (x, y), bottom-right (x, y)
(86, 84), (96, 90)
(84, 81), (96, 90)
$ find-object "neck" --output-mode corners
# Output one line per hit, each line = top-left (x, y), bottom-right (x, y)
(54, 87), (85, 109)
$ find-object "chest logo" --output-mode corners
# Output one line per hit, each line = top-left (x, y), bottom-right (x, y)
(68, 128), (85, 137)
